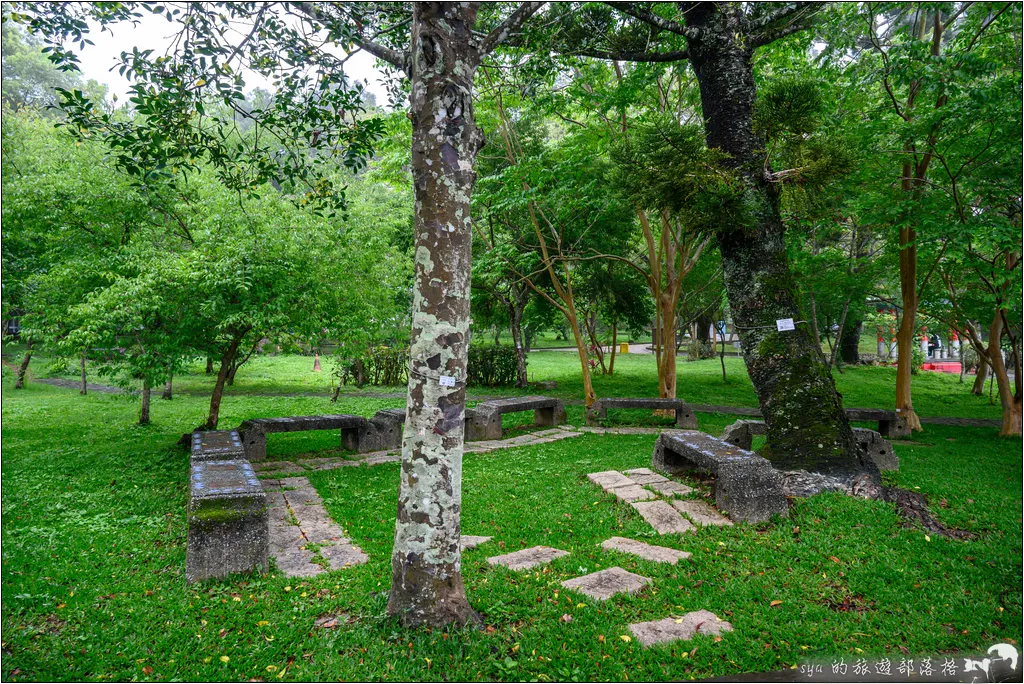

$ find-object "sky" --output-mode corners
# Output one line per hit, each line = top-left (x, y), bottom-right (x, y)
(74, 9), (391, 106)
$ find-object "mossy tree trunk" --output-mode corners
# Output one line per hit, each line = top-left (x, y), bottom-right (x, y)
(162, 374), (173, 400)
(686, 5), (871, 481)
(387, 1), (483, 628)
(138, 378), (151, 425)
(80, 354), (88, 395)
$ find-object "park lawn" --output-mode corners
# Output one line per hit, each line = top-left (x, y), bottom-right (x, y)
(2, 379), (1021, 682)
(6, 344), (1002, 421)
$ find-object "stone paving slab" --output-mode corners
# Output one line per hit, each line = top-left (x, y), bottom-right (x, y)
(487, 546), (569, 571)
(608, 483), (657, 502)
(561, 566), (651, 600)
(601, 537), (691, 564)
(623, 468), (669, 485)
(298, 457), (360, 471)
(587, 471), (636, 488)
(460, 535), (492, 550)
(646, 480), (694, 497)
(364, 453), (400, 466)
(266, 476), (367, 577)
(630, 500), (694, 535)
(671, 499), (733, 527)
(252, 460), (306, 474)
(629, 610), (734, 647)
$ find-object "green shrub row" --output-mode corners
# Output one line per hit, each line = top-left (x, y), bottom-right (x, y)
(339, 345), (523, 387)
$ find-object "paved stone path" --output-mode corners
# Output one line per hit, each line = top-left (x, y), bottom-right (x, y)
(487, 546), (569, 571)
(262, 476), (367, 577)
(629, 610), (734, 647)
(588, 467), (732, 534)
(670, 499), (733, 527)
(562, 567), (650, 600)
(601, 537), (691, 564)
(460, 535), (492, 550)
(630, 500), (694, 535)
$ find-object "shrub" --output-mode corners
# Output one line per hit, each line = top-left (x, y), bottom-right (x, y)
(961, 344), (980, 373)
(685, 340), (716, 362)
(467, 346), (521, 387)
(910, 345), (925, 375)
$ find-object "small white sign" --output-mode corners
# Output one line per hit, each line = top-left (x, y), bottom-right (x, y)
(776, 318), (796, 332)
(438, 375), (456, 387)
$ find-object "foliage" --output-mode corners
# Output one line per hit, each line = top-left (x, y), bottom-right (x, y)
(466, 346), (522, 387)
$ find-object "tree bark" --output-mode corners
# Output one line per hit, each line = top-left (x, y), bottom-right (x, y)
(686, 5), (870, 482)
(507, 292), (529, 387)
(162, 374), (173, 400)
(205, 334), (242, 430)
(839, 320), (862, 364)
(139, 377), (151, 425)
(15, 339), (33, 389)
(80, 354), (88, 395)
(387, 1), (482, 628)
(205, 356), (214, 374)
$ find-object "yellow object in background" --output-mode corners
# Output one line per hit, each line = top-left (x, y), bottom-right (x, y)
(620, 343), (630, 354)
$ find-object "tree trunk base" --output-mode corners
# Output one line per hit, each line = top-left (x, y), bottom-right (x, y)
(1000, 400), (1022, 437)
(899, 407), (923, 432)
(387, 572), (480, 628)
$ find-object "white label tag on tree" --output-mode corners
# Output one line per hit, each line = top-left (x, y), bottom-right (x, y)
(776, 318), (795, 332)
(438, 375), (456, 387)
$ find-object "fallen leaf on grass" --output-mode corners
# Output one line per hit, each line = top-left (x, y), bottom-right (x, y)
(620, 635), (631, 642)
(314, 616), (339, 629)
(829, 556), (841, 564)
(770, 600), (783, 607)
(142, 666), (153, 675)
(560, 614), (573, 623)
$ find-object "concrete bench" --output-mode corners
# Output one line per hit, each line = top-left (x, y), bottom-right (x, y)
(187, 459), (268, 583)
(721, 420), (897, 472)
(466, 396), (567, 441)
(844, 408), (910, 439)
(191, 430), (245, 462)
(586, 397), (698, 429)
(238, 415), (367, 461)
(357, 409), (406, 452)
(651, 430), (787, 523)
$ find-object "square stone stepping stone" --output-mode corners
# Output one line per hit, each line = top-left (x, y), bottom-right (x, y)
(252, 460), (305, 474)
(629, 610), (734, 647)
(646, 480), (694, 497)
(623, 468), (669, 485)
(630, 500), (694, 535)
(671, 499), (733, 527)
(460, 535), (492, 550)
(561, 567), (650, 601)
(601, 537), (691, 564)
(609, 483), (657, 503)
(487, 545), (569, 571)
(587, 471), (635, 489)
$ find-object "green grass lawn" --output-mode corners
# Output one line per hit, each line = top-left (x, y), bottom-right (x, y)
(5, 344), (1001, 421)
(2, 373), (1020, 681)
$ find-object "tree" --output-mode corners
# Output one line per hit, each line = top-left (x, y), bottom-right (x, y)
(547, 2), (875, 486)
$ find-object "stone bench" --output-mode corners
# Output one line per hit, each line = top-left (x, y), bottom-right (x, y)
(187, 459), (268, 583)
(238, 415), (367, 461)
(465, 396), (567, 441)
(586, 397), (698, 429)
(356, 409), (406, 452)
(844, 408), (910, 439)
(191, 430), (245, 462)
(651, 430), (787, 523)
(721, 420), (897, 472)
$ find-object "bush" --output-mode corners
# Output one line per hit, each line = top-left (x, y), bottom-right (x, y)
(910, 345), (925, 375)
(685, 340), (716, 362)
(339, 345), (408, 387)
(338, 345), (523, 388)
(961, 344), (980, 373)
(467, 346), (521, 387)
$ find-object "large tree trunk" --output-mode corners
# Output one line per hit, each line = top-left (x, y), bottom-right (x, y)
(139, 378), (151, 425)
(80, 354), (88, 395)
(387, 1), (481, 628)
(894, 181), (923, 431)
(14, 339), (33, 389)
(686, 5), (871, 483)
(205, 335), (242, 430)
(658, 296), (678, 399)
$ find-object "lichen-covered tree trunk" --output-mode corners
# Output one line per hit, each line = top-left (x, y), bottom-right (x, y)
(204, 334), (242, 430)
(387, 1), (482, 628)
(162, 374), (173, 400)
(686, 6), (872, 483)
(14, 339), (33, 389)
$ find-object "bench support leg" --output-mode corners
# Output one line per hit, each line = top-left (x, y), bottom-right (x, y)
(535, 403), (567, 427)
(242, 431), (267, 462)
(674, 407), (699, 429)
(878, 417), (910, 439)
(340, 427), (360, 452)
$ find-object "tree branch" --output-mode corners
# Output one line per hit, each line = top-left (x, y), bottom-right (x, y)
(608, 2), (695, 38)
(479, 2), (546, 56)
(293, 2), (406, 71)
